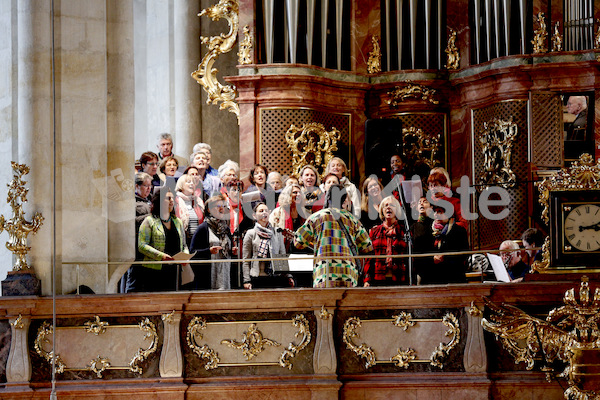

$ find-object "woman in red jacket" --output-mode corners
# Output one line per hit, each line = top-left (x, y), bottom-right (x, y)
(363, 196), (408, 286)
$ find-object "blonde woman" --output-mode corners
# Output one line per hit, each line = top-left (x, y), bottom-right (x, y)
(323, 157), (361, 218)
(360, 175), (384, 232)
(175, 174), (205, 245)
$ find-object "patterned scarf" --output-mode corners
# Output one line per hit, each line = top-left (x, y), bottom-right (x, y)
(254, 222), (273, 258)
(432, 218), (454, 248)
(382, 220), (397, 266)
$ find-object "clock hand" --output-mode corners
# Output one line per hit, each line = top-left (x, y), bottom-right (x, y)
(579, 221), (600, 232)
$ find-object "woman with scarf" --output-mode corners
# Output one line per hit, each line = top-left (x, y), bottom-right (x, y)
(242, 202), (287, 289)
(190, 194), (235, 290)
(298, 164), (323, 214)
(175, 174), (205, 246)
(418, 204), (469, 284)
(363, 196), (408, 286)
(269, 183), (307, 252)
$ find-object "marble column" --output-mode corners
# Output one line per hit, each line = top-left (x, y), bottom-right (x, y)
(106, 0), (136, 293)
(14, 0), (55, 294)
(160, 312), (183, 377)
(174, 0), (202, 159)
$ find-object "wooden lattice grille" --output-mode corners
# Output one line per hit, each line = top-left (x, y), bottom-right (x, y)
(530, 92), (563, 168)
(259, 108), (351, 176)
(472, 101), (529, 249)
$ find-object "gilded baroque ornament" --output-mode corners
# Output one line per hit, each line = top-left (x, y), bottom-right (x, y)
(34, 321), (66, 374)
(129, 318), (159, 375)
(285, 122), (340, 178)
(89, 356), (111, 378)
(279, 314), (312, 369)
(402, 127), (442, 170)
(0, 161), (44, 271)
(532, 12), (548, 54)
(430, 313), (461, 368)
(11, 314), (24, 329)
(367, 35), (382, 74)
(392, 312), (416, 330)
(385, 81), (440, 106)
(552, 21), (563, 52)
(343, 317), (377, 368)
(533, 153), (600, 273)
(221, 323), (281, 360)
(343, 313), (460, 369)
(192, 0), (240, 123)
(237, 25), (252, 65)
(34, 318), (158, 377)
(482, 277), (600, 399)
(445, 28), (459, 70)
(161, 310), (176, 324)
(536, 154), (600, 226)
(391, 348), (417, 368)
(84, 316), (109, 335)
(319, 305), (332, 320)
(186, 316), (220, 370)
(478, 117), (518, 190)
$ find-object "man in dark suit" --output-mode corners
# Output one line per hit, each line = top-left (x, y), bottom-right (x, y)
(566, 96), (588, 141)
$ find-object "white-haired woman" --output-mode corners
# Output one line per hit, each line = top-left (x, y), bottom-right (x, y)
(218, 160), (240, 188)
(175, 174), (205, 245)
(323, 157), (361, 218)
(363, 196), (408, 287)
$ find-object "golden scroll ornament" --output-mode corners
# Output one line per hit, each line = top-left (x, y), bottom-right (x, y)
(344, 313), (461, 369)
(237, 25), (252, 65)
(367, 35), (382, 74)
(11, 314), (24, 329)
(186, 316), (220, 370)
(0, 161), (44, 271)
(285, 122), (340, 179)
(221, 323), (281, 360)
(392, 312), (416, 330)
(482, 277), (600, 399)
(402, 127), (442, 170)
(478, 117), (518, 190)
(532, 12), (548, 54)
(89, 356), (111, 378)
(445, 28), (459, 70)
(391, 348), (417, 368)
(34, 317), (157, 377)
(429, 313), (460, 368)
(129, 318), (159, 374)
(551, 21), (563, 52)
(343, 317), (377, 368)
(319, 305), (332, 320)
(161, 310), (176, 324)
(192, 0), (240, 123)
(279, 314), (312, 369)
(84, 316), (109, 335)
(385, 81), (440, 106)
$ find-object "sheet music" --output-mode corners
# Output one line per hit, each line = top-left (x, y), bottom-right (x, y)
(487, 253), (511, 282)
(401, 179), (423, 205)
(287, 254), (314, 272)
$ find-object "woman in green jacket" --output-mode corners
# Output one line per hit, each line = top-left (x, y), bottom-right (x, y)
(127, 187), (188, 292)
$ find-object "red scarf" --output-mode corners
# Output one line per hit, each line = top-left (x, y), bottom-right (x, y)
(382, 220), (397, 266)
(226, 195), (244, 235)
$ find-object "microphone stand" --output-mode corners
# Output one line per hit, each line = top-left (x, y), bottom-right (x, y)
(395, 176), (413, 285)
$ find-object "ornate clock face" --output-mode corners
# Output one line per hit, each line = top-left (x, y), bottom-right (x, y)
(563, 204), (600, 252)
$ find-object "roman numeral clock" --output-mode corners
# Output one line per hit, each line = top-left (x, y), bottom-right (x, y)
(535, 153), (600, 272)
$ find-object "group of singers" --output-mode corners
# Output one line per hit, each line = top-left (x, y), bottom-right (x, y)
(128, 135), (525, 293)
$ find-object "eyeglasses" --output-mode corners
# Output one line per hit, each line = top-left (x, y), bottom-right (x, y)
(146, 162), (158, 166)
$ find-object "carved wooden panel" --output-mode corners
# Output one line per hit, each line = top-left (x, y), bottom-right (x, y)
(472, 101), (529, 249)
(530, 92), (563, 168)
(259, 108), (351, 176)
